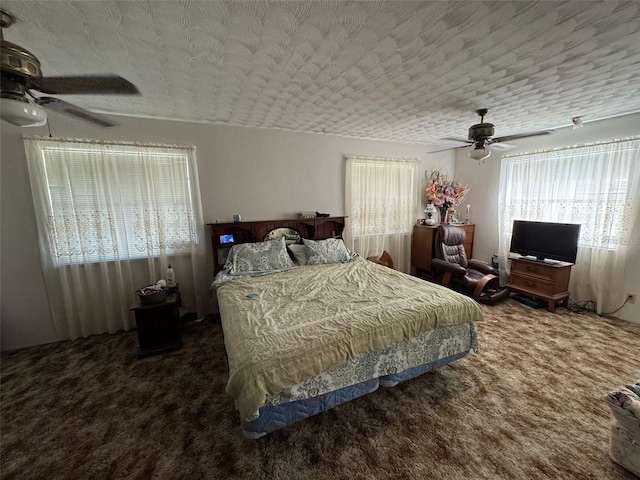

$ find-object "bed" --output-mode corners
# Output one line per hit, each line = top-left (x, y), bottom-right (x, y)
(209, 218), (483, 438)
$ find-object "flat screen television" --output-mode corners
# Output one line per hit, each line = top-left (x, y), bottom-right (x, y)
(509, 220), (581, 264)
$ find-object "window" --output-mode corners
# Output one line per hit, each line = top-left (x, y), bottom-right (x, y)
(344, 155), (418, 273)
(346, 157), (417, 238)
(25, 136), (207, 340)
(27, 138), (200, 265)
(497, 137), (640, 313)
(499, 141), (638, 251)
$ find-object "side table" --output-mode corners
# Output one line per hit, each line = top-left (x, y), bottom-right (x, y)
(130, 292), (182, 358)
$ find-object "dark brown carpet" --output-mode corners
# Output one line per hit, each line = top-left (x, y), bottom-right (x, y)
(1, 299), (639, 480)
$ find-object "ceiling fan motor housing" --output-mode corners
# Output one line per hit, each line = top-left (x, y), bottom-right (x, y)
(468, 122), (495, 142)
(1, 9), (42, 81)
(1, 40), (43, 81)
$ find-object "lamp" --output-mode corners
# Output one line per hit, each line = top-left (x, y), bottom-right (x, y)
(424, 203), (437, 225)
(469, 143), (491, 161)
(1, 95), (47, 127)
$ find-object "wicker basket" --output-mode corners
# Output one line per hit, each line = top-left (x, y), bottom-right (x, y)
(136, 286), (166, 305)
(605, 385), (640, 477)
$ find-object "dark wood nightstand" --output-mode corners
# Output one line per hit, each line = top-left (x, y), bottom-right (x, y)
(130, 292), (182, 358)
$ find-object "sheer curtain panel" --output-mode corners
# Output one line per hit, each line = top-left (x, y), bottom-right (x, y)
(498, 137), (640, 314)
(344, 156), (418, 273)
(24, 136), (208, 341)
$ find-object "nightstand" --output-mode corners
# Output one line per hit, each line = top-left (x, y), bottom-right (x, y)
(130, 292), (182, 358)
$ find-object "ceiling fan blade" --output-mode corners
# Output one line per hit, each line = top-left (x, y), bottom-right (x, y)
(34, 97), (117, 127)
(492, 130), (555, 143)
(428, 136), (476, 153)
(442, 137), (473, 144)
(490, 142), (517, 151)
(428, 144), (472, 153)
(29, 74), (139, 95)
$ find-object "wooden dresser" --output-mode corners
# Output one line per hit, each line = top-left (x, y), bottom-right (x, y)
(506, 257), (573, 312)
(411, 224), (474, 277)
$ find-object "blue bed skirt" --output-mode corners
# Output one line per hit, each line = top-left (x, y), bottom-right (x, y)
(241, 349), (470, 439)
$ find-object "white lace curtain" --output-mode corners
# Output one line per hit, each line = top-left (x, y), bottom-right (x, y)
(498, 137), (640, 313)
(24, 136), (208, 340)
(344, 155), (419, 273)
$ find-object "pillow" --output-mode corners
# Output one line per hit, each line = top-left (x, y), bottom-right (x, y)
(303, 238), (355, 265)
(287, 244), (307, 265)
(224, 237), (295, 274)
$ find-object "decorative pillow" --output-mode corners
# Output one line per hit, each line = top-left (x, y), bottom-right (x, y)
(224, 237), (295, 274)
(287, 244), (308, 265)
(303, 238), (355, 265)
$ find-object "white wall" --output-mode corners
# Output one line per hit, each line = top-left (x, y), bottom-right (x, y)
(455, 112), (640, 322)
(0, 112), (454, 351)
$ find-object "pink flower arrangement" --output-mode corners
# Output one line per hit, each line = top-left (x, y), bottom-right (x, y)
(426, 171), (469, 211)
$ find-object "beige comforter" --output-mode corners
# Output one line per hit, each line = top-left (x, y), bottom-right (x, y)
(216, 257), (483, 418)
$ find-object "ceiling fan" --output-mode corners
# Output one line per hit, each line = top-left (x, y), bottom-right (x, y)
(441, 108), (555, 160)
(0, 9), (139, 128)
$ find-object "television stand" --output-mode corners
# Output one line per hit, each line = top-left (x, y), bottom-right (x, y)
(506, 257), (573, 313)
(521, 256), (562, 265)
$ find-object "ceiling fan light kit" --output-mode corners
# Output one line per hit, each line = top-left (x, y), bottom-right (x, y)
(1, 8), (139, 128)
(469, 144), (491, 161)
(1, 76), (46, 126)
(1, 94), (46, 126)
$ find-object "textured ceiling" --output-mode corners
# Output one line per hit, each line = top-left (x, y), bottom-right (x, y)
(2, 1), (640, 148)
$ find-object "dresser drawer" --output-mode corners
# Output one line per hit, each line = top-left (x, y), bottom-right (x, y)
(509, 273), (554, 295)
(510, 260), (556, 281)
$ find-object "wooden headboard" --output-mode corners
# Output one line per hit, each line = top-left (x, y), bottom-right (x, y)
(207, 217), (346, 275)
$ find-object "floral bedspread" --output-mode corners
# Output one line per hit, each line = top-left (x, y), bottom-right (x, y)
(215, 257), (483, 419)
(264, 322), (476, 413)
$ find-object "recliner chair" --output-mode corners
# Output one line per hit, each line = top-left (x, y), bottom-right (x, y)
(431, 225), (509, 305)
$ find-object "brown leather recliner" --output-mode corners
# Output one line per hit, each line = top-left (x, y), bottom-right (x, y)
(431, 225), (510, 305)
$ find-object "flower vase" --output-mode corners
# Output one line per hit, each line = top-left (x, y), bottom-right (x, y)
(438, 207), (448, 224)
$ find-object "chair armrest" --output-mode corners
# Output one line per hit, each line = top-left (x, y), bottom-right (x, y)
(431, 258), (467, 277)
(468, 259), (497, 275)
